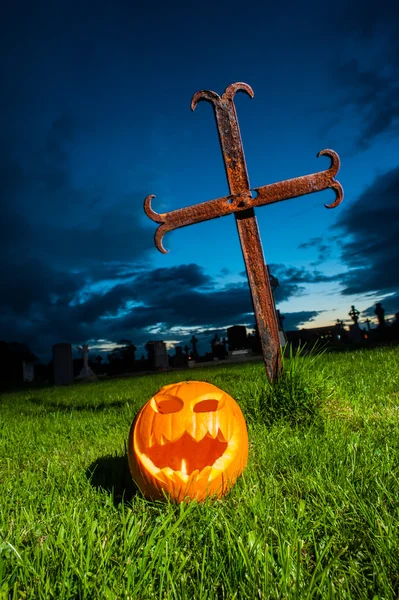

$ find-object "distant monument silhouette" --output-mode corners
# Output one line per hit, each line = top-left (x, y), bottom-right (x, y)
(52, 343), (74, 386)
(348, 305), (360, 326)
(267, 266), (279, 294)
(190, 335), (199, 359)
(365, 318), (371, 331)
(211, 334), (220, 349)
(145, 341), (169, 370)
(211, 333), (226, 359)
(375, 303), (386, 328)
(76, 344), (96, 380)
(227, 325), (248, 351)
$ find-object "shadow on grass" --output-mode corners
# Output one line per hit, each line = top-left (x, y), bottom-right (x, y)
(86, 453), (140, 506)
(28, 397), (127, 412)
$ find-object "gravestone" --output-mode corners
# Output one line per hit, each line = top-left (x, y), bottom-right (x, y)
(53, 343), (74, 385)
(22, 361), (35, 383)
(172, 346), (186, 368)
(227, 325), (248, 351)
(375, 303), (386, 328)
(190, 335), (199, 359)
(347, 324), (363, 344)
(348, 305), (360, 326)
(76, 344), (97, 381)
(276, 310), (287, 346)
(146, 341), (169, 369)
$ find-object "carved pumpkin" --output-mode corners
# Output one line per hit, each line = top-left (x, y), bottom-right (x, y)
(128, 381), (248, 502)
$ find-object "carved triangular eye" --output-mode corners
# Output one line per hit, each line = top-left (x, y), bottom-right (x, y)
(193, 399), (219, 413)
(155, 395), (184, 414)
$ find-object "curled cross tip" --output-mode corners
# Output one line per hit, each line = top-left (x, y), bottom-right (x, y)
(154, 228), (169, 254)
(317, 149), (344, 209)
(143, 195), (164, 223)
(143, 195), (169, 254)
(191, 82), (254, 112)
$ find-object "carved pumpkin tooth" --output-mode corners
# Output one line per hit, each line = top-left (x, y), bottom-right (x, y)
(172, 468), (189, 484)
(190, 469), (200, 482)
(180, 458), (187, 475)
(148, 433), (157, 448)
(217, 428), (227, 442)
(161, 466), (175, 477)
(197, 465), (212, 482)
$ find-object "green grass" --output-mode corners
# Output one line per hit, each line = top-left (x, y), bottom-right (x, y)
(1, 346), (399, 599)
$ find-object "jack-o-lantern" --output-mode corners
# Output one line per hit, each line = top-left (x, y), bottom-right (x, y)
(127, 381), (248, 502)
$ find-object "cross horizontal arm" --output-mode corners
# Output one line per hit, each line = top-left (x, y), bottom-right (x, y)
(144, 191), (238, 254)
(253, 149), (343, 210)
(144, 149), (343, 254)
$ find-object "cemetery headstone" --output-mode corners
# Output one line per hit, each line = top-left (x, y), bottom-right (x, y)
(76, 344), (97, 381)
(347, 324), (363, 344)
(146, 341), (169, 370)
(348, 305), (360, 326)
(53, 343), (74, 385)
(190, 335), (199, 359)
(22, 361), (35, 383)
(375, 303), (386, 328)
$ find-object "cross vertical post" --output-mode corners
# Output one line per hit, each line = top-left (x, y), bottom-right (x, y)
(144, 82), (343, 382)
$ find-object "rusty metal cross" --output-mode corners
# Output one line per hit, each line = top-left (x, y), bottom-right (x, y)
(144, 82), (343, 382)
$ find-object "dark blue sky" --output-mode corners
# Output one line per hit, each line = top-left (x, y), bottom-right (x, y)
(1, 0), (398, 362)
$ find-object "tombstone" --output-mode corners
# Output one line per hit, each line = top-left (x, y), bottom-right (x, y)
(146, 340), (169, 369)
(211, 334), (227, 360)
(227, 325), (248, 351)
(22, 361), (35, 383)
(348, 305), (360, 326)
(190, 335), (199, 359)
(347, 324), (363, 344)
(52, 343), (74, 385)
(276, 310), (287, 346)
(76, 344), (97, 381)
(172, 346), (186, 368)
(375, 303), (386, 328)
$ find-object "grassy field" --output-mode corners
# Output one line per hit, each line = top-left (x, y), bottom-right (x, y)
(1, 346), (399, 599)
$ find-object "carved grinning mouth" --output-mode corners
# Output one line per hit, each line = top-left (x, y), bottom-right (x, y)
(145, 430), (228, 476)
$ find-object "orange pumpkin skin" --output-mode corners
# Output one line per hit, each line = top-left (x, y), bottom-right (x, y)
(128, 381), (248, 502)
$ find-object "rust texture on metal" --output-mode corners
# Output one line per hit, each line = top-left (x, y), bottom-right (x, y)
(144, 82), (344, 382)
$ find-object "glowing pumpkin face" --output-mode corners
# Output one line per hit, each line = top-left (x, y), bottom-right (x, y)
(128, 381), (248, 502)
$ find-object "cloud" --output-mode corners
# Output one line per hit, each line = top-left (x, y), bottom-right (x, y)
(281, 311), (321, 331)
(362, 295), (399, 320)
(0, 257), (255, 361)
(0, 114), (157, 359)
(333, 165), (399, 303)
(297, 236), (342, 262)
(266, 264), (342, 303)
(336, 60), (399, 149)
(329, 6), (398, 150)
